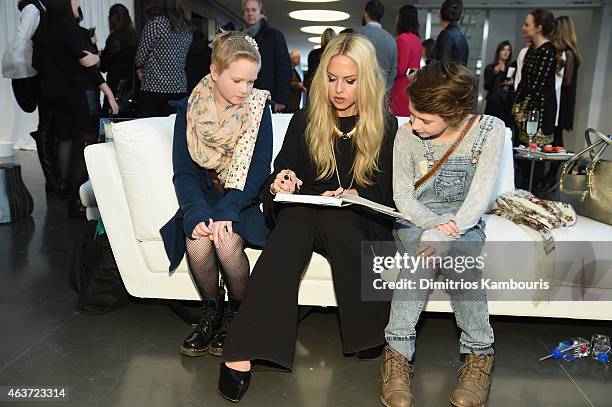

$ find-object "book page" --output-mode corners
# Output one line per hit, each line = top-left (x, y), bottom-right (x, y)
(273, 194), (343, 207)
(338, 194), (405, 218)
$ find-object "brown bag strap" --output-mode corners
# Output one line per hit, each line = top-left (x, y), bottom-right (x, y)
(414, 114), (480, 190)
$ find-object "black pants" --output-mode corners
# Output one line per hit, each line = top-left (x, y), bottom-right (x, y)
(222, 205), (390, 370)
(136, 91), (185, 118)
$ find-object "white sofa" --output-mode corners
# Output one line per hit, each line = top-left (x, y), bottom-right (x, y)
(84, 113), (612, 320)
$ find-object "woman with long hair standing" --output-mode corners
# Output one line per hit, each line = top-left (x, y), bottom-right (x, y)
(100, 3), (138, 115)
(218, 34), (398, 402)
(484, 40), (514, 127)
(390, 5), (422, 117)
(41, 0), (117, 216)
(135, 0), (192, 117)
(513, 8), (558, 146)
(552, 15), (581, 146)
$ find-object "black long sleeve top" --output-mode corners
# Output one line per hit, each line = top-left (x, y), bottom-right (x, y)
(514, 42), (557, 135)
(262, 108), (398, 241)
(100, 31), (137, 95)
(40, 16), (104, 98)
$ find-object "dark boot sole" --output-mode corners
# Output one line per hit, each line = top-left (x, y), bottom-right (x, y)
(209, 346), (222, 357)
(218, 389), (241, 403)
(180, 345), (210, 357)
(450, 397), (487, 407)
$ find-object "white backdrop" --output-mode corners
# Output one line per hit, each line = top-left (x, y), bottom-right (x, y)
(0, 0), (134, 151)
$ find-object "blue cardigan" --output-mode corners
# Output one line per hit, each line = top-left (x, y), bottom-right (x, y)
(160, 98), (273, 272)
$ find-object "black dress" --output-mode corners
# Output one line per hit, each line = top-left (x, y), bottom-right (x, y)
(40, 16), (105, 140)
(554, 48), (579, 146)
(483, 63), (514, 128)
(222, 109), (398, 370)
(99, 31), (137, 113)
(513, 42), (557, 145)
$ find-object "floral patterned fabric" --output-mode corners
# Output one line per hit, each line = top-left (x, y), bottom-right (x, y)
(490, 190), (576, 304)
(490, 189), (576, 254)
(186, 74), (270, 191)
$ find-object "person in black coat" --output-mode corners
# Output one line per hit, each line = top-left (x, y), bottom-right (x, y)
(242, 0), (291, 112)
(186, 18), (212, 93)
(40, 0), (117, 216)
(218, 34), (397, 403)
(427, 0), (469, 66)
(484, 41), (514, 128)
(99, 3), (138, 115)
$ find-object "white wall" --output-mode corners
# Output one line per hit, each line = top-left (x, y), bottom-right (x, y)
(0, 0), (134, 151)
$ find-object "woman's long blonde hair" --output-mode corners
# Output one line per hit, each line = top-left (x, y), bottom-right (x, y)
(553, 16), (582, 65)
(306, 34), (386, 186)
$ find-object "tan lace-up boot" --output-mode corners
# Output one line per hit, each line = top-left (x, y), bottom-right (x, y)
(380, 346), (414, 407)
(450, 354), (494, 407)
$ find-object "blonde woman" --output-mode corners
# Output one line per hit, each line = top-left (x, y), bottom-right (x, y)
(160, 31), (272, 359)
(218, 34), (398, 402)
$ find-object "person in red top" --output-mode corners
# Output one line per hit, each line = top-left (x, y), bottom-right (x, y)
(390, 5), (422, 117)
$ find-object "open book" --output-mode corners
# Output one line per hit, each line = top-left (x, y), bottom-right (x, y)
(274, 193), (406, 219)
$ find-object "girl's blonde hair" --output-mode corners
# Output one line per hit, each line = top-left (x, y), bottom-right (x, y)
(211, 30), (261, 73)
(306, 34), (386, 186)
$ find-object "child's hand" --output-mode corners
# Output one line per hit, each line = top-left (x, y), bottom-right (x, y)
(435, 220), (459, 237)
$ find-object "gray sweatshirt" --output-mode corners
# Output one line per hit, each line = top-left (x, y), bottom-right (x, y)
(393, 115), (506, 240)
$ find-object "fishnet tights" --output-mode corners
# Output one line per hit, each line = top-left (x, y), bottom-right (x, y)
(185, 234), (250, 301)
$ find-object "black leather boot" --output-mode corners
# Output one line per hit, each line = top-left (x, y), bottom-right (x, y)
(180, 299), (223, 357)
(209, 299), (240, 357)
(218, 362), (251, 403)
(30, 130), (61, 194)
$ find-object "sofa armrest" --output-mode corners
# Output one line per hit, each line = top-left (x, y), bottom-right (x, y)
(84, 143), (152, 298)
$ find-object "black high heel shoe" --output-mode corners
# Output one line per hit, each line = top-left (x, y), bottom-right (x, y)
(218, 362), (251, 403)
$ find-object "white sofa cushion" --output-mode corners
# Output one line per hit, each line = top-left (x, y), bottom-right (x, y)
(111, 116), (178, 241)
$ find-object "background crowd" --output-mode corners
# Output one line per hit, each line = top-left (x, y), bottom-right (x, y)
(1, 0), (583, 217)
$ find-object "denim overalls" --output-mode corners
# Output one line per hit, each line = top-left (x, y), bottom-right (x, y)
(385, 115), (496, 361)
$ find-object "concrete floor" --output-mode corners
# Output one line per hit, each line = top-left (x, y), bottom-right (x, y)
(0, 150), (611, 407)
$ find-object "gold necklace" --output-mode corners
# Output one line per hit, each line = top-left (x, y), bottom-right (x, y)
(331, 142), (354, 190)
(333, 125), (357, 140)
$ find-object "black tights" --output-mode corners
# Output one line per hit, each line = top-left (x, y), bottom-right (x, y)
(58, 132), (96, 200)
(185, 234), (250, 301)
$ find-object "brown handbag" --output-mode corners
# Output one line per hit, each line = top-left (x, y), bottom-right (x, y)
(559, 128), (612, 225)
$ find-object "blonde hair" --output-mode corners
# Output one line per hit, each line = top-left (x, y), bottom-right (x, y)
(306, 34), (386, 186)
(211, 31), (261, 73)
(320, 28), (337, 49)
(553, 16), (582, 65)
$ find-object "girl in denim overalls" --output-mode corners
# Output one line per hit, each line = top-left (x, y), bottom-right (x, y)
(379, 62), (506, 407)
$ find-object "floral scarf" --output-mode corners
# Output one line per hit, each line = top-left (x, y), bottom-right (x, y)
(186, 74), (269, 190)
(490, 190), (577, 304)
